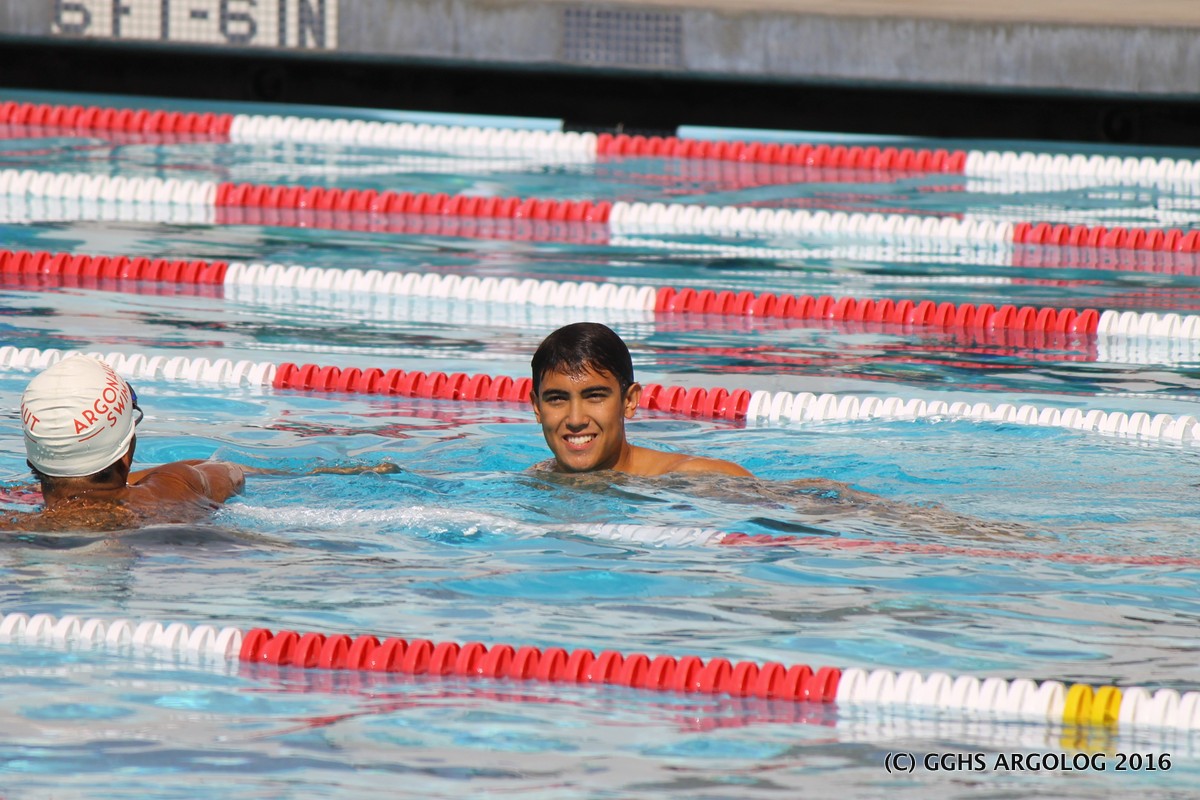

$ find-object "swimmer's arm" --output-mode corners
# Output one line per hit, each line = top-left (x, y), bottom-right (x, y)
(779, 479), (1032, 539)
(134, 461), (245, 503)
(785, 478), (885, 503)
(194, 462), (246, 501)
(305, 463), (401, 476)
(238, 463), (401, 476)
(130, 461), (399, 482)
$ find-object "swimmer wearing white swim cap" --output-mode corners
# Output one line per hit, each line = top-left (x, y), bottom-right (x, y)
(9, 355), (245, 532)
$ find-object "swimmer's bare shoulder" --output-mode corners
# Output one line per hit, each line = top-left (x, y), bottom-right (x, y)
(130, 460), (245, 503)
(625, 446), (752, 477)
(663, 454), (753, 477)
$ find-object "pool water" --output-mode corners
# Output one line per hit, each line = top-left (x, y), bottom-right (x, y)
(0, 89), (1199, 798)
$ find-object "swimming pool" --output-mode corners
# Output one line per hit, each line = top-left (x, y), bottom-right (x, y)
(1, 88), (1199, 798)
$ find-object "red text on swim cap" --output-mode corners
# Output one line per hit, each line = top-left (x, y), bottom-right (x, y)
(74, 368), (131, 440)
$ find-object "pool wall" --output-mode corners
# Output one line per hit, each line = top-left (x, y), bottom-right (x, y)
(1, 1), (1199, 143)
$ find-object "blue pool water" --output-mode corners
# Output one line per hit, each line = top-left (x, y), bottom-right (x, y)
(1, 89), (1200, 798)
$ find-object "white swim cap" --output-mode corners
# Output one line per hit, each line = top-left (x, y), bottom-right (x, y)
(20, 355), (138, 477)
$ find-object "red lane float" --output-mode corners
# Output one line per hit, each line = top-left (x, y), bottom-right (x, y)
(238, 626), (842, 703)
(0, 249), (227, 284)
(653, 286), (1100, 334)
(214, 181), (615, 223)
(596, 134), (968, 172)
(0, 100), (233, 136)
(1013, 222), (1200, 252)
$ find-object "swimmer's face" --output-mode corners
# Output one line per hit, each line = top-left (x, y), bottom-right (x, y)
(531, 366), (641, 473)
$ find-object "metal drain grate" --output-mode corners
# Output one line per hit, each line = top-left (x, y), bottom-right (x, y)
(562, 7), (682, 68)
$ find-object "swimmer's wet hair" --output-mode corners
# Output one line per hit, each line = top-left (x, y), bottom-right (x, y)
(531, 322), (635, 395)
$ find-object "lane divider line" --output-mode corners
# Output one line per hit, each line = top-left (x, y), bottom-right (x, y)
(1, 169), (1198, 254)
(9, 246), (1196, 343)
(12, 193), (1200, 286)
(9, 192), (1200, 281)
(0, 347), (1196, 443)
(1, 611), (1196, 730)
(11, 247), (1200, 351)
(10, 100), (1200, 189)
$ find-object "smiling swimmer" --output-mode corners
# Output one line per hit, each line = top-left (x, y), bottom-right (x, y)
(529, 322), (752, 477)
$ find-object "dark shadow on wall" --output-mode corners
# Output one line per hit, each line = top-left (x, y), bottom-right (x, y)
(3, 35), (1200, 145)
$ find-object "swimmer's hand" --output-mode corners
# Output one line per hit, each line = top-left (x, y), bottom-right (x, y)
(307, 463), (402, 476)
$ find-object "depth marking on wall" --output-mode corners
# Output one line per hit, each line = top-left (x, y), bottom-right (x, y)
(52, 0), (337, 50)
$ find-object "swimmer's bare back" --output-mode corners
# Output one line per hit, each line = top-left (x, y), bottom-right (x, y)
(5, 461), (245, 533)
